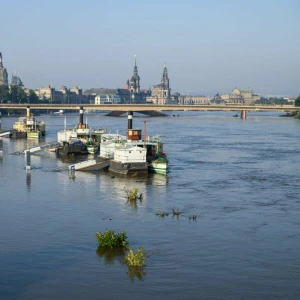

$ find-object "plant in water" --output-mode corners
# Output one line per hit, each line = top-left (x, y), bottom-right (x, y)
(125, 187), (143, 204)
(155, 211), (169, 218)
(189, 214), (198, 221)
(124, 247), (146, 267)
(95, 230), (128, 248)
(172, 208), (181, 216)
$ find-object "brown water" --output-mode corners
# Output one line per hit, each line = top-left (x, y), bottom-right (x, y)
(0, 111), (300, 300)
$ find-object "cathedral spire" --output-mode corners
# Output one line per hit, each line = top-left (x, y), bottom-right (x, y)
(0, 52), (2, 67)
(130, 55), (140, 94)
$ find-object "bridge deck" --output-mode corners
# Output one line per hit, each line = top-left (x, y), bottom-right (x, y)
(0, 104), (299, 112)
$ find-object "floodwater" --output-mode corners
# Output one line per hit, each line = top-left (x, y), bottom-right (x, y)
(0, 111), (300, 300)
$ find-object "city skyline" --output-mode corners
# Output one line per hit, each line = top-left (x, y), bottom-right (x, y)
(1, 0), (299, 97)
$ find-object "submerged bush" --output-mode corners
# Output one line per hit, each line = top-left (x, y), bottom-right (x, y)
(125, 187), (143, 202)
(124, 247), (146, 267)
(95, 230), (128, 248)
(172, 208), (181, 216)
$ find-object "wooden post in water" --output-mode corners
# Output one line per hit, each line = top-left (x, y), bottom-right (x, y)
(241, 110), (247, 119)
(25, 150), (31, 171)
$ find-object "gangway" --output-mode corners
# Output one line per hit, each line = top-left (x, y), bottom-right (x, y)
(11, 142), (60, 155)
(0, 130), (11, 137)
(68, 157), (110, 171)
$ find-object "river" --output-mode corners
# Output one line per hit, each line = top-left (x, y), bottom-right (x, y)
(0, 111), (299, 300)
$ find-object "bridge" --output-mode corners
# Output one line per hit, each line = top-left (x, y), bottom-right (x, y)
(0, 103), (299, 111)
(0, 104), (299, 119)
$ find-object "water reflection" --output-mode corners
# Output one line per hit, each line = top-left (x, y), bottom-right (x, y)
(26, 171), (31, 190)
(96, 246), (126, 265)
(126, 266), (146, 282)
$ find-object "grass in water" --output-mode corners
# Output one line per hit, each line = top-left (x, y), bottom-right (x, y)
(95, 230), (128, 248)
(172, 208), (181, 216)
(124, 247), (146, 267)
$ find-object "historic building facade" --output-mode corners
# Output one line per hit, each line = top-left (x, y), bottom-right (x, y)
(146, 64), (172, 105)
(94, 94), (122, 104)
(178, 95), (210, 105)
(0, 52), (9, 86)
(212, 87), (260, 105)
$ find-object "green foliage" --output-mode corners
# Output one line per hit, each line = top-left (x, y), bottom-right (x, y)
(0, 85), (10, 103)
(295, 112), (300, 119)
(124, 247), (146, 267)
(28, 89), (39, 103)
(255, 97), (291, 105)
(125, 188), (143, 206)
(95, 230), (128, 248)
(172, 208), (181, 216)
(295, 95), (300, 107)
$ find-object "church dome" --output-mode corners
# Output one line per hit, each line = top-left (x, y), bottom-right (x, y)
(11, 75), (23, 86)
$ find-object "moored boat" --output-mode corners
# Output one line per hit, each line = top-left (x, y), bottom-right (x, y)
(56, 108), (105, 155)
(12, 107), (46, 138)
(27, 130), (42, 139)
(99, 115), (169, 175)
(109, 144), (148, 175)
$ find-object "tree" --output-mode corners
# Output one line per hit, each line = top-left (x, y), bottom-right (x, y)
(295, 95), (300, 107)
(28, 89), (39, 103)
(0, 85), (10, 103)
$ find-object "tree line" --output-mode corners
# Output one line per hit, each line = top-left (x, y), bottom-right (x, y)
(0, 86), (40, 103)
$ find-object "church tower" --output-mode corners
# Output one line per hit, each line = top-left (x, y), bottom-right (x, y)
(160, 63), (170, 98)
(0, 52), (8, 86)
(161, 62), (169, 89)
(130, 55), (140, 94)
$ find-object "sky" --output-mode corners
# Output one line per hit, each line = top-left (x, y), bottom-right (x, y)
(1, 0), (300, 96)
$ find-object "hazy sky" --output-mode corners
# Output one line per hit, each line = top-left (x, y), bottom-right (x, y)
(1, 0), (299, 96)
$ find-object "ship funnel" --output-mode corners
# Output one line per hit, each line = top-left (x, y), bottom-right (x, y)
(79, 106), (83, 125)
(128, 111), (133, 130)
(26, 106), (30, 119)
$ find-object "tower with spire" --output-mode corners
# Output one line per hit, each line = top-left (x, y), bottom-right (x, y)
(0, 52), (9, 86)
(146, 62), (172, 105)
(129, 55), (140, 94)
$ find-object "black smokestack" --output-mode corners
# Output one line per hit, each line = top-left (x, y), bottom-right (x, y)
(79, 106), (83, 125)
(128, 111), (133, 129)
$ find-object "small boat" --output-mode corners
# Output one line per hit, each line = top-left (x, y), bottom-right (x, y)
(86, 140), (99, 154)
(148, 152), (169, 175)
